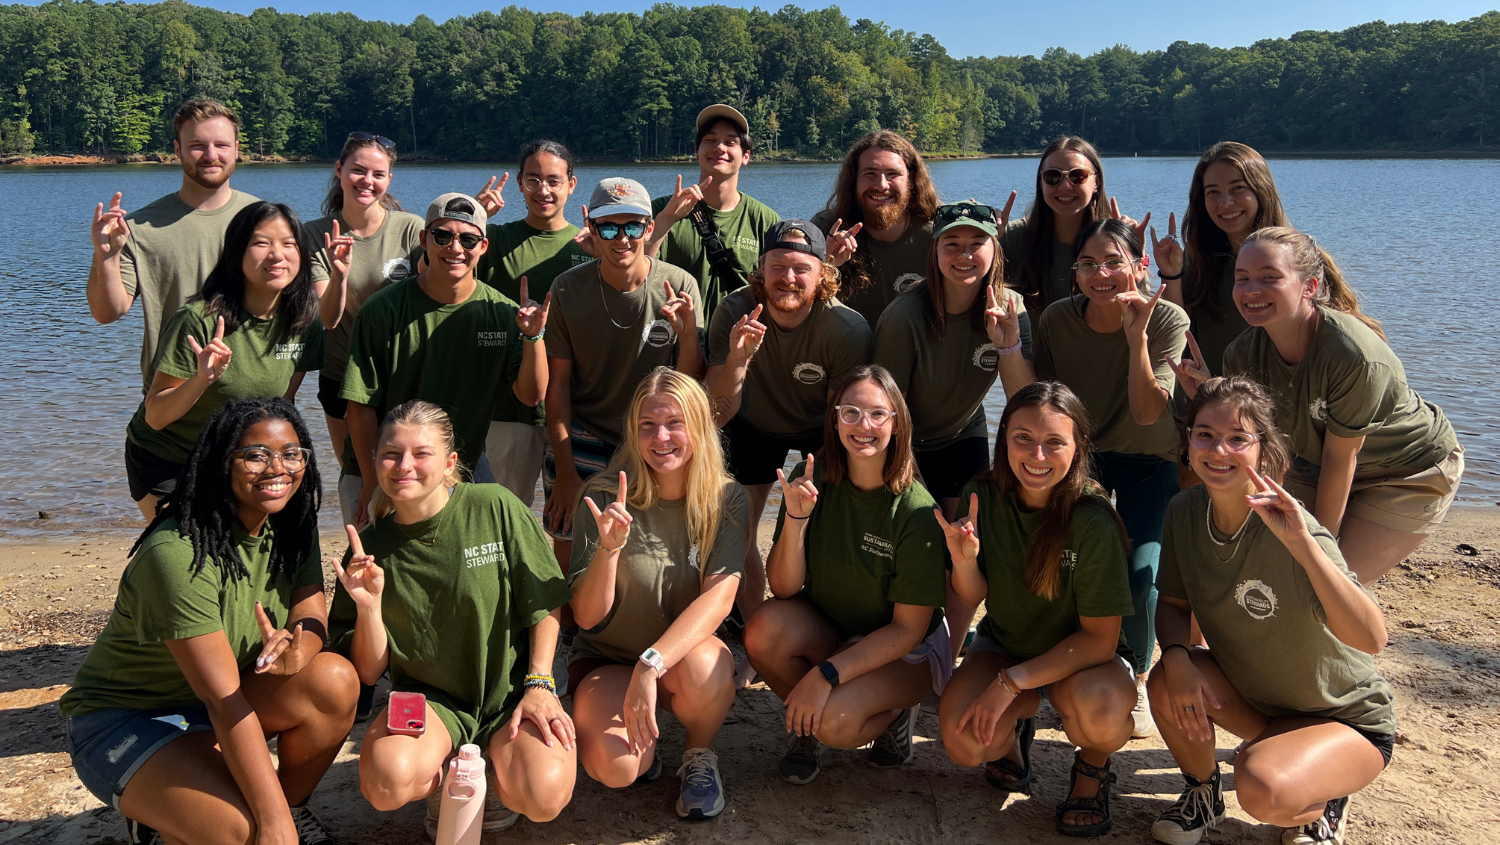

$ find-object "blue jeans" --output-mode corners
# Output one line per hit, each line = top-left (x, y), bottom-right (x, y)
(1092, 451), (1177, 674)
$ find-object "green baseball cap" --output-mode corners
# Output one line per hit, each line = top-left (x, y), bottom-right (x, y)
(933, 201), (1000, 238)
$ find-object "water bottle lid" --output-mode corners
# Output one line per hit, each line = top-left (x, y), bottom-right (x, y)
(458, 743), (482, 760)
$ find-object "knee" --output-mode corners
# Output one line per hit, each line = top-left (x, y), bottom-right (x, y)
(205, 811), (254, 845)
(359, 754), (429, 812)
(303, 652), (360, 720)
(1058, 683), (1132, 748)
(1234, 754), (1303, 825)
(509, 757), (575, 821)
(579, 741), (641, 790)
(938, 718), (988, 768)
(743, 601), (791, 660)
(813, 705), (866, 749)
(672, 641), (734, 702)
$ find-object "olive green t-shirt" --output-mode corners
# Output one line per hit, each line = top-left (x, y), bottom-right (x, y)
(1157, 486), (1396, 734)
(61, 518), (324, 718)
(999, 217), (1076, 325)
(1035, 296), (1190, 462)
(120, 190), (261, 391)
(707, 288), (872, 438)
(569, 482), (749, 664)
(125, 301), (324, 464)
(340, 277), (525, 476)
(305, 210), (426, 383)
(1222, 306), (1458, 475)
(1184, 257), (1248, 376)
(547, 258), (706, 447)
(328, 483), (569, 746)
(959, 482), (1133, 663)
(873, 284), (1033, 450)
(772, 460), (947, 639)
(811, 210), (934, 326)
(651, 192), (780, 320)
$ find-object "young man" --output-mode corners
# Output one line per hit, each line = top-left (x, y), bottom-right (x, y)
(544, 177), (706, 567)
(341, 193), (550, 526)
(87, 99), (261, 391)
(706, 220), (871, 684)
(811, 130), (941, 326)
(648, 104), (781, 321)
(475, 140), (593, 507)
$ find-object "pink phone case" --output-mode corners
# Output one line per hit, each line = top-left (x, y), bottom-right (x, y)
(388, 691), (426, 736)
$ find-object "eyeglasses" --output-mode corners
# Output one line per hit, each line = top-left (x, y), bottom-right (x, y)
(935, 203), (998, 228)
(1073, 258), (1142, 275)
(835, 405), (894, 427)
(235, 446), (311, 473)
(522, 176), (569, 192)
(348, 131), (395, 149)
(426, 228), (484, 249)
(592, 220), (649, 241)
(1189, 429), (1261, 453)
(1041, 167), (1094, 187)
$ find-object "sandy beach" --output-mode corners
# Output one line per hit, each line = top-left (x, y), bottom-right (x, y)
(2, 509), (1498, 844)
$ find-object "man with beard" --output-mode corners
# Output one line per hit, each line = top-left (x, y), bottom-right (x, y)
(87, 100), (262, 391)
(811, 130), (941, 326)
(706, 220), (871, 685)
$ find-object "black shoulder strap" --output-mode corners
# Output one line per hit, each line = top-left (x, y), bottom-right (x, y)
(685, 199), (743, 285)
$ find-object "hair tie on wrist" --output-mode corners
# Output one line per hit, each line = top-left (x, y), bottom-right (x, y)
(1157, 270), (1183, 281)
(787, 512), (810, 520)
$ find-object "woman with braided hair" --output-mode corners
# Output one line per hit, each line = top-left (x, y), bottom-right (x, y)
(61, 397), (357, 845)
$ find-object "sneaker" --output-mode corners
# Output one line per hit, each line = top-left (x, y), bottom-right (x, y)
(867, 705), (918, 768)
(675, 747), (726, 819)
(1281, 796), (1350, 845)
(1150, 768), (1226, 845)
(778, 734), (823, 785)
(1131, 677), (1157, 738)
(635, 752), (664, 784)
(290, 804), (340, 845)
(356, 682), (376, 722)
(125, 819), (163, 845)
(482, 780), (521, 835)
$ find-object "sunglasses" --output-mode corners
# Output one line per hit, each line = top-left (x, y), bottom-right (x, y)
(935, 203), (998, 227)
(1041, 167), (1094, 186)
(349, 131), (395, 149)
(592, 220), (649, 240)
(426, 228), (484, 249)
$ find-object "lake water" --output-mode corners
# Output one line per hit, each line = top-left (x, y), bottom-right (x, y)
(1, 157), (1495, 538)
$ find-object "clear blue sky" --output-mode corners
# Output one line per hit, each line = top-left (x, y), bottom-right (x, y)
(196, 0), (1496, 58)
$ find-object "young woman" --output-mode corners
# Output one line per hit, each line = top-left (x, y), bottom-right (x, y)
(1174, 227), (1462, 583)
(328, 400), (575, 837)
(304, 131), (425, 524)
(63, 397), (356, 845)
(124, 201), (323, 519)
(1027, 218), (1189, 736)
(743, 365), (948, 785)
(1152, 142), (1291, 375)
(936, 381), (1136, 837)
(1148, 376), (1394, 845)
(569, 369), (748, 820)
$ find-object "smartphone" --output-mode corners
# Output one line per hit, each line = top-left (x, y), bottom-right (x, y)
(387, 691), (426, 737)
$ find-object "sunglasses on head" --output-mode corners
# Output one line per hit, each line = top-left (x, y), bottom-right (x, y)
(592, 220), (649, 240)
(935, 203), (998, 227)
(349, 131), (396, 149)
(1041, 167), (1094, 187)
(426, 228), (483, 249)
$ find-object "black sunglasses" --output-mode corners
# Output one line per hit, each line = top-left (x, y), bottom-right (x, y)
(1041, 167), (1094, 186)
(935, 203), (998, 227)
(592, 220), (649, 241)
(426, 228), (484, 249)
(348, 131), (395, 149)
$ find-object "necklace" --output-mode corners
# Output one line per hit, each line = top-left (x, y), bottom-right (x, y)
(598, 267), (646, 330)
(1205, 498), (1253, 562)
(395, 487), (453, 548)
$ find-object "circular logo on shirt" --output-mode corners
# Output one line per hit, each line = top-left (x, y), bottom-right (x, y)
(972, 343), (1000, 372)
(1234, 579), (1279, 620)
(893, 273), (922, 294)
(792, 362), (827, 385)
(383, 257), (413, 282)
(643, 319), (675, 348)
(1309, 398), (1328, 422)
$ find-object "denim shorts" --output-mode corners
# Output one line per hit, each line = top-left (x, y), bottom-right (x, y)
(67, 704), (214, 808)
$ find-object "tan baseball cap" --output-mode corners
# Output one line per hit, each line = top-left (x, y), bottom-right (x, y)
(424, 192), (487, 232)
(696, 104), (749, 134)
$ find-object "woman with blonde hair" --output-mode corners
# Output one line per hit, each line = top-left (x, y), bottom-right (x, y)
(569, 367), (748, 820)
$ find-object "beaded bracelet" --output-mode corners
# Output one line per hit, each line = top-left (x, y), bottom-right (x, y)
(522, 327), (546, 342)
(523, 674), (557, 694)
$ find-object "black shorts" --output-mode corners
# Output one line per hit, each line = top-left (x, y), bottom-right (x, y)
(1339, 720), (1394, 767)
(914, 436), (991, 500)
(317, 374), (347, 419)
(124, 440), (182, 503)
(724, 415), (823, 486)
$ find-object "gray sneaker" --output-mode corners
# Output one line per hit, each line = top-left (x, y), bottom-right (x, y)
(867, 705), (918, 768)
(778, 733), (823, 785)
(290, 804), (340, 845)
(675, 747), (726, 819)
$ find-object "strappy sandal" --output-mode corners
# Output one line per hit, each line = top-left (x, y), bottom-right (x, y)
(983, 716), (1035, 792)
(1055, 751), (1117, 837)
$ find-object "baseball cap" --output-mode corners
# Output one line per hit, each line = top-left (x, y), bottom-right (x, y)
(424, 192), (487, 232)
(587, 178), (653, 219)
(697, 104), (749, 134)
(933, 201), (1000, 239)
(761, 219), (826, 261)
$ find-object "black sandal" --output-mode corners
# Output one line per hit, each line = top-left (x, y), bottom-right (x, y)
(1055, 751), (1116, 837)
(983, 717), (1035, 792)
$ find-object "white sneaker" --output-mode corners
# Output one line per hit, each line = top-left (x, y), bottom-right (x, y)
(1280, 796), (1349, 845)
(1131, 677), (1157, 738)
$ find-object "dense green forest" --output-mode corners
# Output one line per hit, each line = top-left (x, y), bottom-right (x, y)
(0, 0), (1496, 159)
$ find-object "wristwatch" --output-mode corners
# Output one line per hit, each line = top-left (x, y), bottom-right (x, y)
(818, 660), (841, 687)
(639, 647), (666, 675)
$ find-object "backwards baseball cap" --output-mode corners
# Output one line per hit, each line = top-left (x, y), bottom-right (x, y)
(761, 219), (826, 261)
(933, 201), (1000, 239)
(696, 103), (749, 134)
(587, 177), (653, 219)
(425, 192), (488, 232)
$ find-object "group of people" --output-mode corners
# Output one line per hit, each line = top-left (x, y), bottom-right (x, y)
(63, 97), (1460, 845)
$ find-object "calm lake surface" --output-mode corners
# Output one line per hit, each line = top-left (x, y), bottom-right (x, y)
(1, 157), (1495, 538)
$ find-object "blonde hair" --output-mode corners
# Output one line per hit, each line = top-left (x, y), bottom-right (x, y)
(369, 400), (469, 520)
(1242, 226), (1385, 339)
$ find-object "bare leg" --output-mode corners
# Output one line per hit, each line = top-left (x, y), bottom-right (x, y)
(136, 493), (160, 520)
(1337, 515), (1430, 583)
(238, 650), (359, 804)
(734, 482), (775, 688)
(935, 496), (977, 663)
(324, 413), (349, 475)
(938, 650), (1041, 768)
(486, 716), (577, 822)
(743, 597), (840, 701)
(1235, 717), (1387, 827)
(573, 665), (659, 788)
(1147, 648), (1269, 781)
(815, 652), (931, 749)
(1048, 656), (1136, 827)
(659, 635), (737, 749)
(358, 701), (454, 811)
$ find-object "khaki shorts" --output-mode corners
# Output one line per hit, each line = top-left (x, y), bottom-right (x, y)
(1287, 445), (1464, 535)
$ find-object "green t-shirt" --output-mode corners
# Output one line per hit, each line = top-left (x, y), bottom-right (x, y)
(873, 284), (1033, 450)
(772, 460), (947, 639)
(1222, 306), (1458, 475)
(1157, 486), (1397, 734)
(304, 210), (426, 383)
(61, 518), (324, 718)
(120, 190), (261, 391)
(959, 482), (1133, 663)
(651, 192), (780, 320)
(1185, 257), (1248, 377)
(999, 217), (1076, 325)
(547, 258), (706, 447)
(340, 278), (525, 476)
(569, 482), (749, 664)
(1034, 295), (1190, 462)
(328, 483), (569, 745)
(707, 288), (871, 438)
(125, 301), (324, 464)
(811, 210), (934, 327)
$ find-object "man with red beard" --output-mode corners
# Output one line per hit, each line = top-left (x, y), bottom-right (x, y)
(706, 220), (871, 685)
(87, 100), (262, 391)
(811, 130), (941, 326)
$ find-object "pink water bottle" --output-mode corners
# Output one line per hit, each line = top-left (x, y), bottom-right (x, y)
(434, 744), (485, 845)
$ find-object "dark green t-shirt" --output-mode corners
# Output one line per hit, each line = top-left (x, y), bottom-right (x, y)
(999, 216), (1077, 325)
(772, 460), (947, 639)
(811, 210), (934, 327)
(1157, 486), (1396, 734)
(651, 192), (780, 320)
(1184, 257), (1248, 377)
(959, 482), (1133, 663)
(126, 300), (324, 463)
(61, 518), (324, 717)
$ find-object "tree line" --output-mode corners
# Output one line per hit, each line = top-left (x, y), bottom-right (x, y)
(1, 0), (1496, 159)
